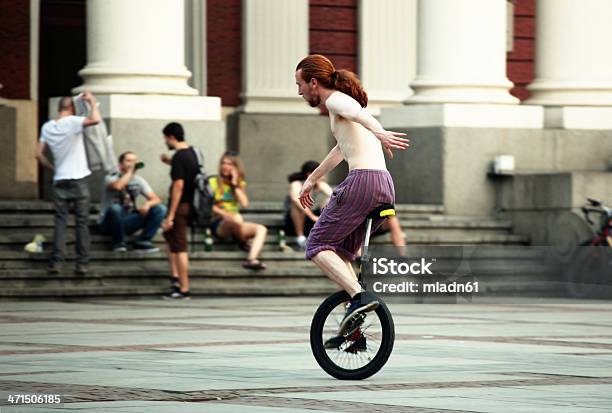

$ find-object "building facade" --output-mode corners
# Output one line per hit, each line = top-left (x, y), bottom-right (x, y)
(1, 0), (611, 234)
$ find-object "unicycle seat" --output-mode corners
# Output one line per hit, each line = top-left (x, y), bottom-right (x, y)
(367, 204), (395, 220)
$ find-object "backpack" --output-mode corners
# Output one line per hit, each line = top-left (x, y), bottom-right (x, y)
(191, 147), (215, 227)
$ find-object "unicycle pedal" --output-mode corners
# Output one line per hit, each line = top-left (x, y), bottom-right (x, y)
(343, 312), (366, 336)
(344, 331), (367, 354)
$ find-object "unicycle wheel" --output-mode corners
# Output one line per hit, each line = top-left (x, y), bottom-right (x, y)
(310, 291), (394, 380)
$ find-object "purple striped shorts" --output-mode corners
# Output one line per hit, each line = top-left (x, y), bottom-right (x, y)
(305, 169), (395, 262)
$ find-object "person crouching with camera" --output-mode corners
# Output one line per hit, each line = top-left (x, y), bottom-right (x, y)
(98, 151), (167, 253)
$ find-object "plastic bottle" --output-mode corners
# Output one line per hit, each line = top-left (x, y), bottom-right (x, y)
(204, 228), (213, 251)
(278, 229), (286, 251)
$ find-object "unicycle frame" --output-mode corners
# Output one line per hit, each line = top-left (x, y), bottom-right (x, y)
(358, 217), (374, 288)
(310, 205), (396, 380)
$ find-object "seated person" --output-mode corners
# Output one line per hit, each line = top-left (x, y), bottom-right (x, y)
(98, 151), (167, 252)
(284, 161), (332, 249)
(209, 152), (268, 270)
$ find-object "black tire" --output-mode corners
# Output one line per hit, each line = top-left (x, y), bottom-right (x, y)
(549, 212), (595, 263)
(565, 246), (609, 298)
(310, 291), (394, 380)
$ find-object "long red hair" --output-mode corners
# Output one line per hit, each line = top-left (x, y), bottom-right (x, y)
(296, 54), (368, 108)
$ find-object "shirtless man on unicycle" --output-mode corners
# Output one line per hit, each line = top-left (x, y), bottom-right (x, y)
(295, 55), (410, 337)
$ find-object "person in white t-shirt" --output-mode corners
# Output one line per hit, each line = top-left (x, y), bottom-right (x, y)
(36, 91), (101, 275)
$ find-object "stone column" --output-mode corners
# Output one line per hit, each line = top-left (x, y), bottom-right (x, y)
(67, 0), (224, 200)
(241, 0), (314, 113)
(185, 0), (207, 96)
(381, 0), (542, 128)
(526, 0), (612, 129)
(358, 0), (417, 115)
(409, 0), (515, 104)
(75, 0), (196, 95)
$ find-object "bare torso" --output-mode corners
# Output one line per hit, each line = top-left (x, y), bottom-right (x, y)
(327, 92), (387, 171)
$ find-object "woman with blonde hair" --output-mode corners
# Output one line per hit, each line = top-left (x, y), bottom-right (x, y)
(209, 152), (268, 270)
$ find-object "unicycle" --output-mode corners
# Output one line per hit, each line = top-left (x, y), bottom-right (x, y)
(310, 204), (396, 380)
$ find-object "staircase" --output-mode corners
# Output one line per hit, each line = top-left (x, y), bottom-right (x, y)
(0, 201), (545, 299)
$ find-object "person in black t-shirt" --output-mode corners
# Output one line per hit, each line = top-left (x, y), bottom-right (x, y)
(168, 147), (198, 204)
(159, 122), (199, 300)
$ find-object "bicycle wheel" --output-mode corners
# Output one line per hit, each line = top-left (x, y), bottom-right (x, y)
(565, 246), (608, 298)
(310, 291), (394, 380)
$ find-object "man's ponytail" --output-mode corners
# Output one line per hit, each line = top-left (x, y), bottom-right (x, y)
(331, 69), (368, 108)
(297, 55), (369, 108)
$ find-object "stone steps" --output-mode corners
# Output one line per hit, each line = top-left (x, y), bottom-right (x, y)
(0, 201), (445, 214)
(0, 224), (527, 250)
(0, 256), (560, 298)
(0, 201), (537, 298)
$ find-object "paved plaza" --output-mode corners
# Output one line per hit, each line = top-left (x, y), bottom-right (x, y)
(0, 296), (611, 412)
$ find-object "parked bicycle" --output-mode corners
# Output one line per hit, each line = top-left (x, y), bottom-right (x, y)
(564, 198), (612, 298)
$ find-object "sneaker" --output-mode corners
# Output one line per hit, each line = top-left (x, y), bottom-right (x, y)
(324, 334), (367, 352)
(75, 263), (89, 275)
(324, 335), (347, 349)
(162, 291), (191, 300)
(337, 294), (379, 336)
(47, 261), (61, 274)
(133, 241), (159, 254)
(296, 235), (307, 249)
(113, 243), (128, 253)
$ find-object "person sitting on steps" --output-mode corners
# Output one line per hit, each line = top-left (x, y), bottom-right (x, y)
(284, 160), (332, 250)
(98, 151), (166, 253)
(209, 152), (268, 270)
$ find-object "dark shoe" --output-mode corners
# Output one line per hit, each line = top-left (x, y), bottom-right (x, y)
(163, 290), (191, 300)
(75, 263), (89, 275)
(337, 294), (379, 336)
(324, 332), (368, 352)
(47, 261), (61, 274)
(133, 241), (160, 254)
(112, 243), (128, 253)
(345, 335), (368, 353)
(242, 259), (267, 271)
(324, 335), (347, 349)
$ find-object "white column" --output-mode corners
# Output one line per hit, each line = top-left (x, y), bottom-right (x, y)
(381, 0), (543, 129)
(526, 0), (612, 129)
(359, 0), (416, 115)
(30, 0), (40, 102)
(66, 0), (222, 198)
(408, 0), (516, 104)
(74, 0), (197, 95)
(185, 0), (206, 96)
(241, 0), (314, 113)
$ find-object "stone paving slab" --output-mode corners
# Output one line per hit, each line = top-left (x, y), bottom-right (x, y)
(0, 297), (611, 412)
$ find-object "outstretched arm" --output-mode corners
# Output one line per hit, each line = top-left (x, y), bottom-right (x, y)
(326, 93), (410, 159)
(299, 145), (343, 209)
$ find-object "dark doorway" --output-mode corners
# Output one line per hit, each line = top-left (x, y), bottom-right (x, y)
(38, 0), (86, 199)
